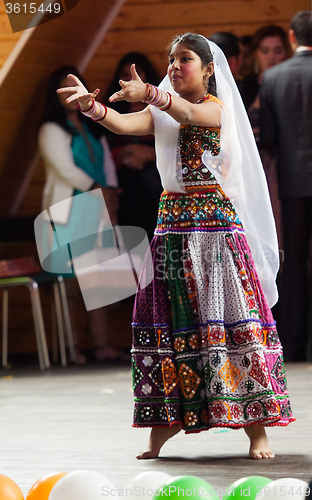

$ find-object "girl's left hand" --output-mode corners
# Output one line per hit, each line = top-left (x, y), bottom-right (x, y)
(57, 74), (100, 110)
(109, 64), (148, 103)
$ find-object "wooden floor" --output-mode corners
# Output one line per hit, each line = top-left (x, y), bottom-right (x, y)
(0, 361), (311, 497)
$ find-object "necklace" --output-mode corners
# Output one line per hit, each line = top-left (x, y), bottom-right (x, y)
(196, 92), (209, 104)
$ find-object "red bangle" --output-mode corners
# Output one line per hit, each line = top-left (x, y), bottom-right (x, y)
(160, 92), (172, 111)
(144, 83), (151, 102)
(93, 103), (108, 121)
(77, 99), (94, 113)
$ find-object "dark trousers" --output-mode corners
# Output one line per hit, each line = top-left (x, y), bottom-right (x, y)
(278, 197), (312, 361)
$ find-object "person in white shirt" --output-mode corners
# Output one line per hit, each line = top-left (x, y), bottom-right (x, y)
(39, 65), (126, 364)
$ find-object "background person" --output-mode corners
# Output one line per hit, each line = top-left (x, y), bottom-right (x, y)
(238, 24), (289, 141)
(260, 11), (312, 362)
(209, 31), (242, 79)
(39, 65), (125, 364)
(237, 35), (254, 81)
(238, 25), (289, 254)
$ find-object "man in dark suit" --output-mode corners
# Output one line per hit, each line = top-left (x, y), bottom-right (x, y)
(260, 10), (312, 362)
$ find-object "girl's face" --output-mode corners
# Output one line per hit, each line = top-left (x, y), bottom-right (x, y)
(167, 42), (213, 102)
(255, 36), (286, 74)
(58, 76), (79, 113)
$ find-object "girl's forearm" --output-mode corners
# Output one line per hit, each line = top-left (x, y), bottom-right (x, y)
(80, 100), (153, 136)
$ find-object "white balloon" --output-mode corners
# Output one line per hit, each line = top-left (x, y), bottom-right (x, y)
(124, 471), (172, 500)
(48, 470), (119, 500)
(258, 478), (309, 500)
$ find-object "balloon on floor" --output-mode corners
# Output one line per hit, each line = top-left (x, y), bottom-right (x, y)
(257, 478), (309, 500)
(48, 470), (118, 500)
(223, 476), (272, 500)
(0, 474), (24, 500)
(152, 475), (219, 500)
(125, 471), (172, 500)
(26, 472), (67, 500)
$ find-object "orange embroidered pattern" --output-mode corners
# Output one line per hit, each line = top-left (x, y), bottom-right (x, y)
(219, 359), (245, 393)
(178, 363), (201, 399)
(162, 357), (178, 394)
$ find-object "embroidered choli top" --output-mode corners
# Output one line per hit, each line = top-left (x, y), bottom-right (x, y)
(156, 94), (242, 232)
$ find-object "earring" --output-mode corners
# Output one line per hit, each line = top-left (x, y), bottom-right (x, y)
(204, 75), (209, 89)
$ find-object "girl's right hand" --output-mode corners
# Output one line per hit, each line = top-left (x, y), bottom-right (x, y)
(109, 64), (147, 103)
(57, 74), (100, 111)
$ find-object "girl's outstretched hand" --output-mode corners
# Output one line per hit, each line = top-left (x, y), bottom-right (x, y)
(109, 64), (148, 103)
(57, 74), (100, 110)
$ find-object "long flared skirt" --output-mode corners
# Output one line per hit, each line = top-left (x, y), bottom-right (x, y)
(131, 198), (294, 433)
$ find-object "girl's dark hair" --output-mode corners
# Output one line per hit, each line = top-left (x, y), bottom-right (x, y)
(105, 52), (161, 113)
(251, 25), (289, 52)
(40, 65), (103, 138)
(167, 32), (217, 97)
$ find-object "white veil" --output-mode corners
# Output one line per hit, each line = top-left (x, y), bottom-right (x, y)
(150, 37), (279, 307)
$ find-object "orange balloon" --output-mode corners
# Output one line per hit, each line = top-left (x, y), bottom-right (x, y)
(0, 474), (24, 499)
(26, 473), (67, 500)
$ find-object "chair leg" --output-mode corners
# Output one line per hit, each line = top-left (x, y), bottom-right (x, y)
(2, 288), (9, 368)
(57, 276), (76, 363)
(51, 302), (59, 364)
(28, 282), (50, 370)
(53, 282), (66, 367)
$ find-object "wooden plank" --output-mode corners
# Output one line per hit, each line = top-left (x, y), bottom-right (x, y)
(95, 21), (291, 58)
(126, 0), (243, 3)
(0, 13), (21, 35)
(0, 83), (45, 100)
(56, 0), (115, 22)
(1, 61), (79, 89)
(0, 8), (23, 71)
(0, 86), (38, 111)
(0, 0), (7, 12)
(111, 0), (311, 30)
(31, 17), (104, 46)
(0, 111), (24, 135)
(17, 39), (87, 64)
(0, 41), (18, 59)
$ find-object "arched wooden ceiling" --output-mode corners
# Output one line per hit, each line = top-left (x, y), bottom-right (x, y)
(0, 0), (310, 217)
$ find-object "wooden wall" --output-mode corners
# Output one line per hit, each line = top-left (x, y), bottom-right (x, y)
(0, 0), (21, 68)
(85, 0), (309, 97)
(14, 0), (311, 217)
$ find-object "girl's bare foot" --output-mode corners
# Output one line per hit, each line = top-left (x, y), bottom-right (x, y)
(244, 423), (275, 459)
(136, 423), (182, 459)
